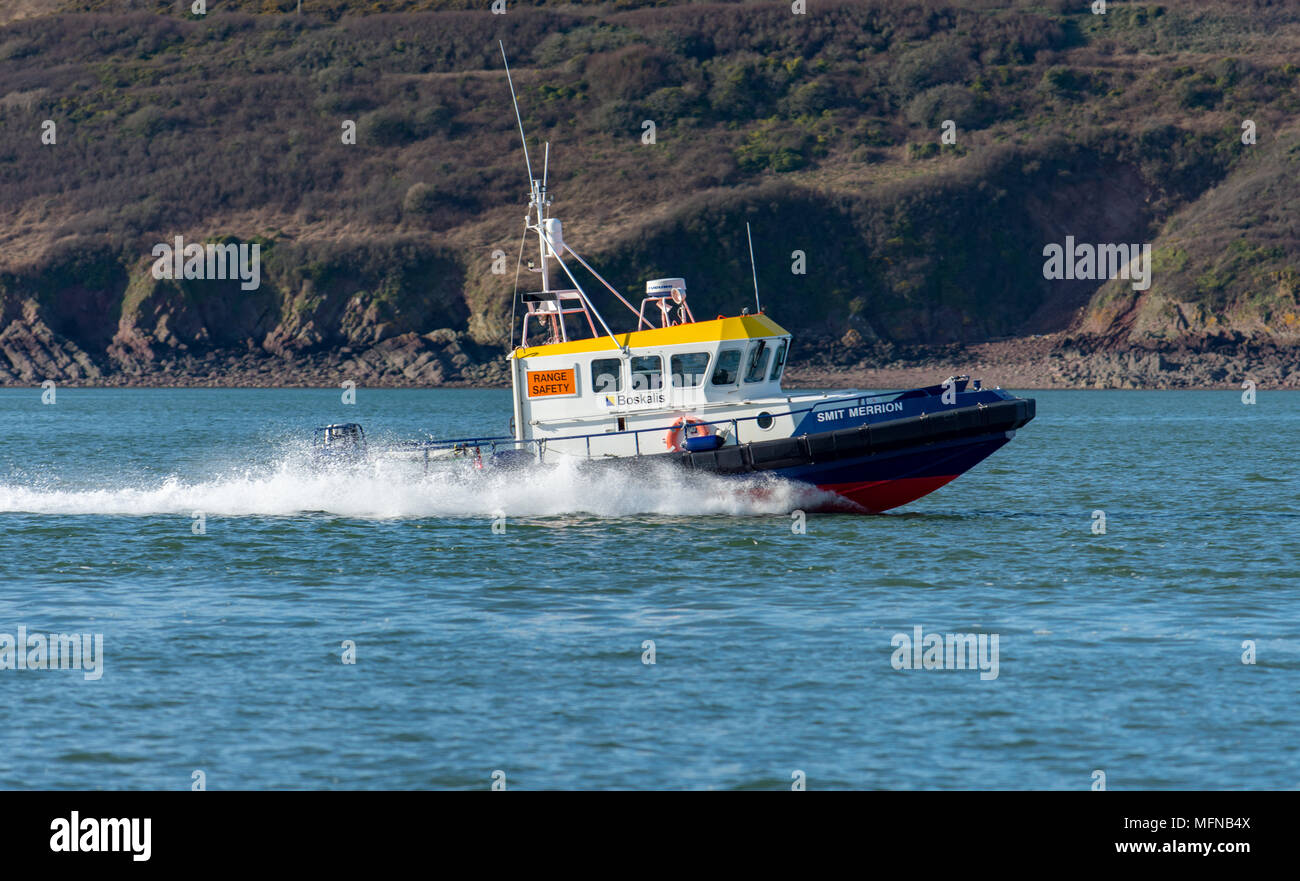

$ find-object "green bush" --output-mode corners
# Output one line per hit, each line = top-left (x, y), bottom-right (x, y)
(122, 105), (184, 137)
(905, 84), (992, 130)
(1039, 66), (1092, 97)
(735, 126), (812, 173)
(1177, 80), (1221, 109)
(358, 110), (418, 146)
(709, 55), (781, 119)
(402, 182), (438, 216)
(889, 36), (975, 100)
(781, 79), (837, 116)
(536, 24), (642, 68)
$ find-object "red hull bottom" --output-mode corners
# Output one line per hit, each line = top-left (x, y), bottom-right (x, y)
(814, 474), (960, 513)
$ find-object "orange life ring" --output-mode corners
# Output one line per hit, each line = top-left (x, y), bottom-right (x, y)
(665, 416), (714, 452)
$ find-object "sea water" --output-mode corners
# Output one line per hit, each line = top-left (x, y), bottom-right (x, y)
(0, 388), (1295, 789)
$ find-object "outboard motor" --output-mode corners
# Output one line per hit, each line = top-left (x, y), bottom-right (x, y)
(313, 422), (367, 465)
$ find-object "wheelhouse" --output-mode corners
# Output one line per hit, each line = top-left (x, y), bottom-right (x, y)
(512, 311), (791, 444)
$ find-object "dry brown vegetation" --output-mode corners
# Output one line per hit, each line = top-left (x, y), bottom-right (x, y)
(2, 0), (1300, 385)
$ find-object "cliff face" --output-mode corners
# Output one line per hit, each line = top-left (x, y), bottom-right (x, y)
(0, 141), (1159, 386)
(3, 1), (1300, 386)
(0, 236), (502, 385)
(1075, 124), (1300, 350)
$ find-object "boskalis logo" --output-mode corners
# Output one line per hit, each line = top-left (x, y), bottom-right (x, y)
(50, 812), (151, 861)
(603, 391), (666, 408)
(151, 235), (261, 291)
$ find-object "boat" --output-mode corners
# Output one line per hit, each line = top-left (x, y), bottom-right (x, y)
(313, 46), (1036, 513)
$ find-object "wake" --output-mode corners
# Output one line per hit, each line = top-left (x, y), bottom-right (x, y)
(0, 455), (832, 519)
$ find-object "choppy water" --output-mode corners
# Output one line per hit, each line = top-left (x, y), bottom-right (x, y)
(0, 388), (1295, 790)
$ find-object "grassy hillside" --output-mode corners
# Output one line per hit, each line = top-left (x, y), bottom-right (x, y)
(2, 0), (1299, 384)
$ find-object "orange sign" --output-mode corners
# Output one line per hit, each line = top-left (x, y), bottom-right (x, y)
(527, 368), (576, 398)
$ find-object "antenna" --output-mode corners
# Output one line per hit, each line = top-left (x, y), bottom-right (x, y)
(746, 222), (762, 313)
(499, 43), (630, 355)
(499, 41), (534, 188)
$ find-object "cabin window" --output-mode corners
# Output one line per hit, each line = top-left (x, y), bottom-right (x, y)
(768, 340), (789, 382)
(671, 352), (710, 388)
(630, 355), (663, 390)
(711, 349), (742, 385)
(744, 340), (771, 383)
(591, 358), (622, 393)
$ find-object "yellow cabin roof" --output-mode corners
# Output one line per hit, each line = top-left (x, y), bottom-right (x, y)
(513, 313), (789, 359)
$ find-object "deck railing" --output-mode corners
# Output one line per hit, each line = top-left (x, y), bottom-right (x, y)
(385, 384), (955, 462)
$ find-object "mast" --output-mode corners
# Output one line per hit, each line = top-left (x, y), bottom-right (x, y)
(539, 142), (550, 295)
(500, 41), (545, 293)
(500, 42), (627, 353)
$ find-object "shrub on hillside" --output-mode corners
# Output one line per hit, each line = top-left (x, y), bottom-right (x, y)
(402, 183), (438, 216)
(643, 84), (706, 121)
(536, 23), (642, 67)
(780, 78), (838, 116)
(592, 99), (642, 137)
(585, 45), (681, 103)
(1038, 66), (1097, 98)
(709, 54), (782, 119)
(889, 35), (976, 101)
(1177, 79), (1222, 110)
(735, 126), (814, 174)
(358, 110), (418, 146)
(905, 84), (993, 130)
(122, 105), (186, 137)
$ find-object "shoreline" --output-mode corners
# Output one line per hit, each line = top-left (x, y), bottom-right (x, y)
(3, 333), (1298, 391)
(786, 332), (1300, 391)
(4, 369), (1296, 392)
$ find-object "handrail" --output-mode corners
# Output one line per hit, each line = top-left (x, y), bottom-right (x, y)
(382, 386), (942, 457)
(507, 386), (907, 428)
